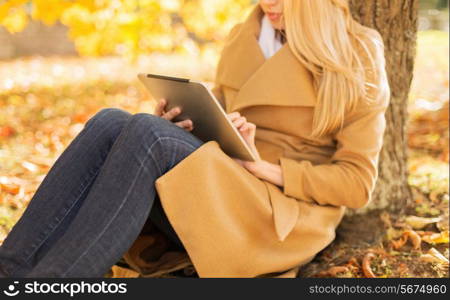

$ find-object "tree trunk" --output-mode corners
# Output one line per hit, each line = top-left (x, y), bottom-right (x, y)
(347, 0), (418, 215)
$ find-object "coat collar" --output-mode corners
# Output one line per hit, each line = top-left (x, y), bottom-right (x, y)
(216, 4), (317, 112)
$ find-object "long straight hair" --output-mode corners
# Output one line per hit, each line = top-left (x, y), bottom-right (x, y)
(282, 0), (390, 138)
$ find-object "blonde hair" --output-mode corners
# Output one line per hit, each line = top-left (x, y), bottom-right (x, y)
(282, 0), (390, 137)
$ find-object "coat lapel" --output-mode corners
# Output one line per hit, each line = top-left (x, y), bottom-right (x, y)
(216, 4), (317, 112)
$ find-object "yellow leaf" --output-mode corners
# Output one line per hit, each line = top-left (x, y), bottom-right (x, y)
(0, 0), (27, 21)
(31, 0), (71, 25)
(422, 230), (449, 245)
(1, 7), (28, 33)
(76, 0), (96, 11)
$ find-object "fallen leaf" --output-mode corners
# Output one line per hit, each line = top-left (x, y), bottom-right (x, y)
(391, 235), (408, 250)
(362, 252), (377, 278)
(0, 183), (20, 195)
(421, 230), (449, 245)
(391, 230), (422, 250)
(420, 248), (449, 268)
(110, 265), (140, 278)
(437, 217), (449, 232)
(416, 230), (438, 236)
(403, 230), (422, 250)
(405, 215), (442, 229)
(21, 161), (39, 173)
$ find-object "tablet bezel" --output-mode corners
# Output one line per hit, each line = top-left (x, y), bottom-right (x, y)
(138, 73), (257, 162)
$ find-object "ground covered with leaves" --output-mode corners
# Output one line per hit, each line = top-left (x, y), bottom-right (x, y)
(0, 31), (448, 278)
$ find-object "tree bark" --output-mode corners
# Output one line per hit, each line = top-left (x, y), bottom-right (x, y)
(347, 0), (418, 214)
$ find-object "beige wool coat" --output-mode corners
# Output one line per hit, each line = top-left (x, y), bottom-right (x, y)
(124, 4), (390, 278)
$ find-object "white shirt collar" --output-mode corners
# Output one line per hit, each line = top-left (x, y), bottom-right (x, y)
(258, 14), (283, 59)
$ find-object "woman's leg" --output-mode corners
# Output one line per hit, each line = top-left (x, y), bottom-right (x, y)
(0, 108), (133, 277)
(25, 112), (204, 278)
(148, 194), (184, 250)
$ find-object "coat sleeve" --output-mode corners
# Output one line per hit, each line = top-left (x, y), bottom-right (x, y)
(279, 103), (388, 209)
(279, 30), (390, 209)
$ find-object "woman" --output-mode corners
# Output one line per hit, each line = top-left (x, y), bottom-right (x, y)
(0, 0), (390, 278)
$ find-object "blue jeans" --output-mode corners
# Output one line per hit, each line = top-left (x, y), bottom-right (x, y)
(0, 108), (204, 278)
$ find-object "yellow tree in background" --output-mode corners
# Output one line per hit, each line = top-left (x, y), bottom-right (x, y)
(0, 0), (254, 58)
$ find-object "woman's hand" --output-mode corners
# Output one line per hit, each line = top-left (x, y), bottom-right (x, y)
(154, 98), (194, 132)
(227, 111), (260, 160)
(227, 111), (284, 187)
(233, 159), (284, 187)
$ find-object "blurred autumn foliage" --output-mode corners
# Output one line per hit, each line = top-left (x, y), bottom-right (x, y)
(0, 0), (254, 58)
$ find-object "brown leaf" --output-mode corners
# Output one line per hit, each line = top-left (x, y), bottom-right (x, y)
(391, 235), (408, 250)
(403, 230), (422, 250)
(391, 230), (422, 250)
(362, 252), (377, 278)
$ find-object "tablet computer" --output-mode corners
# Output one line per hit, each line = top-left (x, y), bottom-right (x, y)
(138, 73), (257, 162)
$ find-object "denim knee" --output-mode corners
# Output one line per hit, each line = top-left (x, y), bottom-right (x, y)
(84, 108), (132, 140)
(125, 113), (201, 144)
(126, 113), (175, 140)
(86, 108), (131, 127)
(124, 113), (202, 152)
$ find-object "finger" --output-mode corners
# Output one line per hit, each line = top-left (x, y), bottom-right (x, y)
(233, 117), (246, 128)
(175, 119), (193, 129)
(239, 123), (250, 132)
(229, 115), (241, 123)
(242, 122), (257, 133)
(176, 124), (194, 132)
(232, 116), (246, 125)
(232, 120), (243, 129)
(178, 121), (194, 132)
(162, 106), (181, 120)
(227, 112), (241, 121)
(243, 122), (257, 132)
(154, 98), (166, 116)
